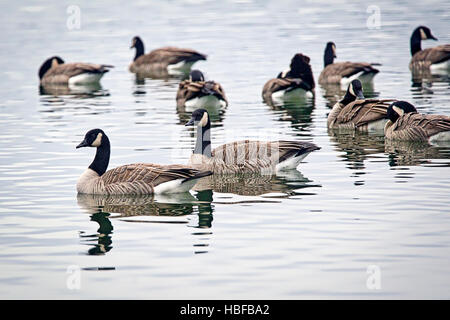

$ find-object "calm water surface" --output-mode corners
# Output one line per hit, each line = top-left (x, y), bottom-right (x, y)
(0, 0), (449, 299)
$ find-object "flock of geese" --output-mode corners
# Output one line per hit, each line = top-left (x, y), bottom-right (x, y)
(38, 26), (450, 196)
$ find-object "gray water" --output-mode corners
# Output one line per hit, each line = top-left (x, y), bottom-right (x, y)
(0, 0), (449, 299)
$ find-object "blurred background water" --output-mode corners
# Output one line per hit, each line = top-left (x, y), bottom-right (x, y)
(0, 0), (449, 299)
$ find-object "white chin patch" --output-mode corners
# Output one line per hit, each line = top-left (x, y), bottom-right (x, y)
(392, 106), (404, 117)
(420, 28), (427, 40)
(348, 83), (355, 96)
(91, 132), (102, 147)
(199, 112), (209, 127)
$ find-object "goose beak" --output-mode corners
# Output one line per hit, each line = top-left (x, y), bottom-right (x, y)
(430, 35), (438, 41)
(76, 140), (89, 149)
(185, 119), (195, 126)
(356, 90), (365, 100)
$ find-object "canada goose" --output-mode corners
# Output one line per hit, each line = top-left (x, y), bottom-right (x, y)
(38, 56), (113, 86)
(409, 26), (450, 72)
(318, 42), (379, 85)
(327, 80), (394, 131)
(176, 70), (228, 109)
(129, 36), (207, 75)
(185, 109), (320, 174)
(262, 53), (315, 104)
(76, 129), (212, 195)
(385, 101), (450, 142)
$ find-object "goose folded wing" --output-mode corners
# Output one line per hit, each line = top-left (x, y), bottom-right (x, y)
(327, 62), (378, 78)
(413, 45), (450, 64)
(263, 78), (311, 95)
(137, 47), (206, 66)
(337, 99), (393, 126)
(178, 80), (202, 99)
(55, 63), (112, 78)
(101, 163), (199, 187)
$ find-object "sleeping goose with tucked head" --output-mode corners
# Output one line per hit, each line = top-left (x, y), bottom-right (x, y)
(176, 70), (228, 109)
(318, 42), (379, 85)
(385, 101), (450, 142)
(129, 36), (207, 75)
(185, 109), (320, 174)
(39, 56), (113, 85)
(409, 26), (450, 73)
(262, 53), (315, 103)
(76, 129), (212, 195)
(327, 79), (395, 132)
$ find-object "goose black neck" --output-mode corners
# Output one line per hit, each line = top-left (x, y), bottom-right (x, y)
(324, 47), (335, 67)
(410, 29), (422, 56)
(134, 39), (145, 61)
(89, 135), (110, 176)
(339, 91), (356, 105)
(194, 122), (211, 158)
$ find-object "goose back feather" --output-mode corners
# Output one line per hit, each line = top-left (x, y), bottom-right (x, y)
(130, 46), (206, 73)
(329, 99), (395, 131)
(385, 112), (450, 142)
(39, 57), (113, 85)
(177, 79), (227, 108)
(319, 62), (379, 85)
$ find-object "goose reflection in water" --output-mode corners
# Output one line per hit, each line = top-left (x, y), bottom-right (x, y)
(77, 192), (213, 255)
(410, 71), (449, 97)
(385, 139), (450, 167)
(193, 170), (319, 199)
(265, 97), (316, 132)
(329, 131), (386, 185)
(39, 82), (109, 98)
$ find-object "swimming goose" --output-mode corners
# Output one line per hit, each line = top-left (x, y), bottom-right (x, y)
(318, 42), (379, 85)
(176, 70), (228, 109)
(262, 53), (315, 103)
(327, 80), (395, 131)
(409, 26), (450, 72)
(385, 101), (450, 142)
(76, 129), (212, 195)
(39, 56), (113, 85)
(185, 109), (320, 174)
(129, 36), (207, 75)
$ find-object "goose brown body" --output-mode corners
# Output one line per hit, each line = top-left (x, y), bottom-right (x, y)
(39, 57), (113, 85)
(409, 26), (450, 71)
(77, 163), (210, 195)
(319, 61), (379, 85)
(185, 109), (320, 174)
(385, 112), (450, 142)
(76, 129), (212, 195)
(189, 140), (320, 174)
(328, 99), (394, 131)
(129, 36), (206, 74)
(409, 44), (450, 70)
(318, 42), (379, 84)
(177, 78), (227, 108)
(262, 53), (315, 103)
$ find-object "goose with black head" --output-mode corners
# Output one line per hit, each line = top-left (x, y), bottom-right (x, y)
(39, 56), (113, 85)
(129, 36), (207, 75)
(176, 70), (228, 109)
(385, 101), (450, 142)
(318, 42), (379, 85)
(409, 26), (450, 72)
(185, 109), (320, 174)
(327, 79), (395, 132)
(262, 53), (315, 104)
(76, 129), (212, 195)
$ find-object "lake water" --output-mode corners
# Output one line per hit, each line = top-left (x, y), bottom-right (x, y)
(0, 0), (449, 299)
